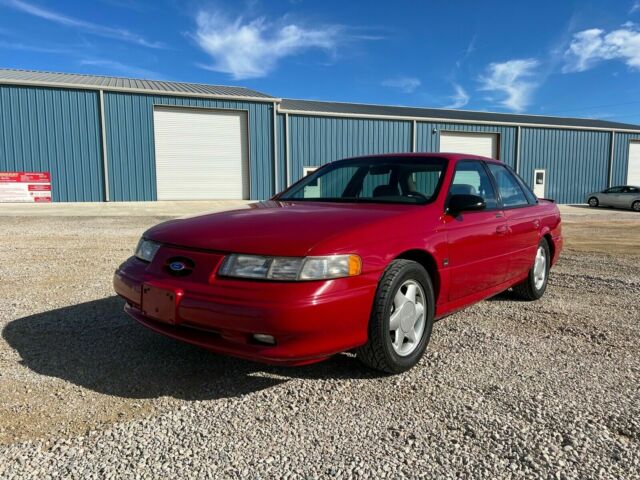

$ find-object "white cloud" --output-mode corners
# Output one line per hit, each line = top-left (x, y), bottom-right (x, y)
(381, 77), (421, 93)
(1, 0), (163, 48)
(193, 9), (360, 80)
(563, 24), (640, 72)
(444, 84), (469, 109)
(631, 1), (640, 14)
(0, 39), (72, 54)
(478, 59), (540, 112)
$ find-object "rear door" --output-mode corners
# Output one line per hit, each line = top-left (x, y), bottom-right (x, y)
(602, 186), (624, 207)
(621, 186), (640, 209)
(486, 163), (539, 281)
(444, 160), (510, 301)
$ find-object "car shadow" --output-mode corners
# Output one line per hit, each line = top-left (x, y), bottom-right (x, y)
(567, 204), (618, 210)
(2, 297), (381, 402)
(485, 289), (525, 302)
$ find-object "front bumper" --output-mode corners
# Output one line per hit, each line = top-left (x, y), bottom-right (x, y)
(113, 253), (378, 366)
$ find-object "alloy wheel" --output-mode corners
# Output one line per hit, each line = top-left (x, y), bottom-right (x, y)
(389, 280), (426, 356)
(533, 246), (547, 290)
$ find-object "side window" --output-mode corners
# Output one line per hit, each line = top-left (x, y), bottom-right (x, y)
(606, 187), (623, 193)
(512, 169), (538, 204)
(487, 163), (530, 207)
(449, 160), (498, 209)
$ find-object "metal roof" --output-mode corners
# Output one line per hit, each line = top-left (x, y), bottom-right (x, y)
(280, 98), (640, 132)
(0, 68), (276, 101)
(1, 68), (638, 130)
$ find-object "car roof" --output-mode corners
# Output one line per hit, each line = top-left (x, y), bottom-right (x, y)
(331, 152), (501, 164)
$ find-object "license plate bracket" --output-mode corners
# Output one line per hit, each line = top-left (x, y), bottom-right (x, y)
(142, 284), (183, 324)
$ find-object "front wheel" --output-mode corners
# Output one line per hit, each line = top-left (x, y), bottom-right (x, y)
(588, 197), (599, 207)
(357, 259), (435, 374)
(513, 238), (551, 301)
(632, 201), (640, 212)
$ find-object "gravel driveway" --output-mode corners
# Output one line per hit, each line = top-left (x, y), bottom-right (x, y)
(0, 207), (639, 479)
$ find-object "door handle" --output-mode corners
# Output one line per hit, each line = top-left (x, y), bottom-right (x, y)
(496, 225), (509, 235)
(533, 220), (540, 229)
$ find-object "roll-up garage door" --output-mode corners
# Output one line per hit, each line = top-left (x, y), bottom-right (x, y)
(153, 106), (249, 200)
(439, 131), (498, 159)
(628, 141), (640, 186)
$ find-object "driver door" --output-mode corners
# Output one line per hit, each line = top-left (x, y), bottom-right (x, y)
(444, 160), (510, 302)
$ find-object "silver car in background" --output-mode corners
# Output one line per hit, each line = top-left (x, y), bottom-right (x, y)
(586, 186), (640, 211)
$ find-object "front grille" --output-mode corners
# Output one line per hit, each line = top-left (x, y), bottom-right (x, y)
(164, 256), (195, 277)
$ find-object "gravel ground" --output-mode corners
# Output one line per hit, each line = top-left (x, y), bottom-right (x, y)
(0, 210), (639, 479)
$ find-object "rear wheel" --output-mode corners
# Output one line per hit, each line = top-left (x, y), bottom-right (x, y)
(588, 197), (599, 207)
(357, 260), (435, 374)
(513, 238), (550, 301)
(632, 201), (640, 212)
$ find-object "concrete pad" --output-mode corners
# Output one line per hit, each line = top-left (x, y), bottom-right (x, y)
(559, 204), (640, 221)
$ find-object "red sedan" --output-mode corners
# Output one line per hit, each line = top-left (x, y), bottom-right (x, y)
(114, 153), (562, 373)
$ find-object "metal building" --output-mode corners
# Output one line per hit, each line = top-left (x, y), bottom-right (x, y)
(1, 68), (639, 204)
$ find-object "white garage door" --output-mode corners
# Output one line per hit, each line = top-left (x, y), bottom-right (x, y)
(153, 107), (249, 200)
(439, 131), (498, 159)
(628, 141), (640, 186)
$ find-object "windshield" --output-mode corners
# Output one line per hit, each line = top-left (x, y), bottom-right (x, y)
(278, 157), (448, 205)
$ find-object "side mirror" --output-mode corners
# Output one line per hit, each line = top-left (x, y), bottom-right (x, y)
(447, 194), (486, 217)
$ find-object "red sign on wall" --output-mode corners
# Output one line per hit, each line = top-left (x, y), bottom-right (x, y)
(0, 172), (52, 202)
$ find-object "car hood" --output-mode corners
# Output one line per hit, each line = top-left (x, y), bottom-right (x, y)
(144, 200), (420, 256)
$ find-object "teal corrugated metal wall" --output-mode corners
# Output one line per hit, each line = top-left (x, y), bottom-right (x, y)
(3, 82), (640, 204)
(276, 113), (287, 192)
(287, 115), (412, 182)
(103, 92), (274, 201)
(0, 85), (104, 201)
(415, 122), (517, 168)
(612, 132), (640, 186)
(520, 128), (611, 203)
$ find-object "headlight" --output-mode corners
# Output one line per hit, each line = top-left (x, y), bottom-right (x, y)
(219, 254), (361, 281)
(135, 238), (161, 262)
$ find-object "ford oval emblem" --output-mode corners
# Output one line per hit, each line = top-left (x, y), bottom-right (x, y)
(169, 261), (186, 272)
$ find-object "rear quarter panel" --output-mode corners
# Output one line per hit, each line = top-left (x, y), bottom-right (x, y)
(537, 200), (562, 265)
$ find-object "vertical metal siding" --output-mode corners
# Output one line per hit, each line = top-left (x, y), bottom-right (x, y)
(288, 115), (412, 182)
(612, 132), (640, 185)
(103, 92), (274, 201)
(519, 128), (610, 203)
(415, 122), (517, 167)
(276, 113), (287, 192)
(0, 85), (103, 201)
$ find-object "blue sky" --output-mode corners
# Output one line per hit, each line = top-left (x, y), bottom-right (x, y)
(1, 0), (640, 124)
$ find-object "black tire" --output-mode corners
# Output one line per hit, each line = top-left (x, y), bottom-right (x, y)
(632, 201), (640, 212)
(513, 238), (551, 301)
(357, 259), (435, 374)
(588, 197), (599, 208)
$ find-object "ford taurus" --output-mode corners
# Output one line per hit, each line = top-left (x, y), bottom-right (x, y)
(114, 153), (563, 373)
